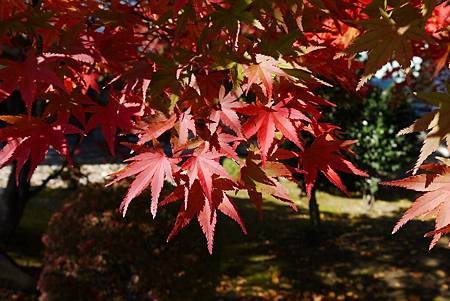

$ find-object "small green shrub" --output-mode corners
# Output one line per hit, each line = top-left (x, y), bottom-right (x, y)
(324, 86), (419, 198)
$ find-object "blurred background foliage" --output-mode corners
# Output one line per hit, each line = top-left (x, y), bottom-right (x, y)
(322, 85), (420, 200)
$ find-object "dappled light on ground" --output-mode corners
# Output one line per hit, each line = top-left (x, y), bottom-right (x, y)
(1, 187), (449, 300)
(213, 193), (449, 300)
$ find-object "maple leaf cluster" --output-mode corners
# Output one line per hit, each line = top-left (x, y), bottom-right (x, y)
(0, 0), (448, 252)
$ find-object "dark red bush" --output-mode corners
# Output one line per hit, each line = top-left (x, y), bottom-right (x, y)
(38, 185), (216, 301)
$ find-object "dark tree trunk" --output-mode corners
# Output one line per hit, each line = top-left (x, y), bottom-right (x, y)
(0, 162), (35, 291)
(0, 55), (36, 291)
(0, 162), (31, 243)
(309, 187), (321, 227)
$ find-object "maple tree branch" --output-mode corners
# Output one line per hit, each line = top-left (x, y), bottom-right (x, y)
(29, 164), (66, 199)
(130, 10), (154, 25)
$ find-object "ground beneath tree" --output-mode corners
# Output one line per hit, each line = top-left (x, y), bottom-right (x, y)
(0, 180), (448, 301)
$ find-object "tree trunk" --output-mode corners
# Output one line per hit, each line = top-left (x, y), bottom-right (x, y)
(309, 187), (321, 227)
(0, 162), (31, 243)
(0, 68), (36, 291)
(0, 89), (30, 242)
(0, 162), (35, 291)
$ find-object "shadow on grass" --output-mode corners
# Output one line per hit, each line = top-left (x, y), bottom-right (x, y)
(212, 199), (449, 300)
(1, 186), (449, 301)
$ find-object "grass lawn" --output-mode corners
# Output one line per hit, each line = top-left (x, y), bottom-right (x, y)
(0, 173), (449, 300)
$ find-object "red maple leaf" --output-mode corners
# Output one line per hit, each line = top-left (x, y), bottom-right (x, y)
(0, 54), (67, 113)
(178, 107), (196, 145)
(0, 115), (81, 181)
(181, 146), (234, 203)
(300, 134), (368, 198)
(43, 89), (88, 125)
(240, 155), (297, 213)
(382, 163), (450, 249)
(136, 114), (177, 145)
(208, 86), (243, 135)
(85, 92), (140, 155)
(244, 54), (291, 99)
(0, 0), (27, 20)
(108, 148), (179, 218)
(237, 100), (309, 164)
(159, 178), (245, 254)
(208, 130), (244, 161)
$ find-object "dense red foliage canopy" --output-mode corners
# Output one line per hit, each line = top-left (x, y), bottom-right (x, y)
(0, 0), (448, 252)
